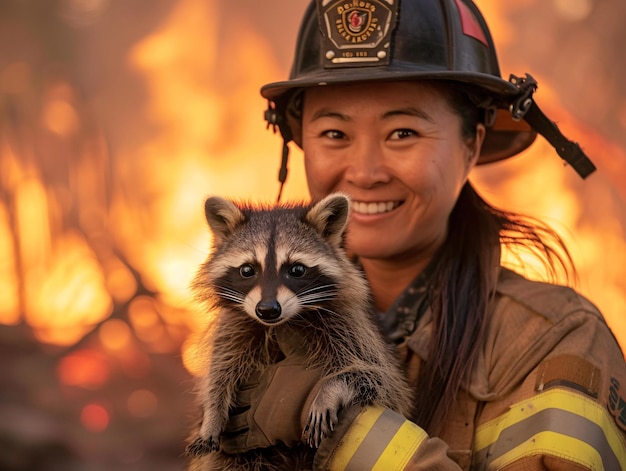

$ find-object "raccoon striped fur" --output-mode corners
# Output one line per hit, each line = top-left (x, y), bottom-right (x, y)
(186, 193), (413, 471)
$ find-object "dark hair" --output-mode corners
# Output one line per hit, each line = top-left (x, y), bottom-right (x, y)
(412, 83), (575, 432)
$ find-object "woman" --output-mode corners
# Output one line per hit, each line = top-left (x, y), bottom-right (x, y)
(213, 1), (626, 469)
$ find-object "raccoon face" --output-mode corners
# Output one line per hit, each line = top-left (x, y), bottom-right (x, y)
(203, 193), (351, 326)
(218, 257), (337, 325)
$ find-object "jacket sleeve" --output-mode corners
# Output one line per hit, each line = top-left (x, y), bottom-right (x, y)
(313, 405), (462, 470)
(473, 381), (626, 470)
(471, 289), (626, 470)
(472, 348), (626, 468)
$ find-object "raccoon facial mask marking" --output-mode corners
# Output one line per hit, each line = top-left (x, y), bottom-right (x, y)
(218, 261), (337, 326)
(276, 263), (337, 320)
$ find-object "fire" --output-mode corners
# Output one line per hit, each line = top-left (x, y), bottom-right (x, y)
(0, 115), (113, 345)
(0, 0), (309, 351)
(113, 0), (308, 373)
(113, 0), (308, 321)
(474, 131), (626, 353)
(0, 201), (20, 325)
(0, 0), (623, 372)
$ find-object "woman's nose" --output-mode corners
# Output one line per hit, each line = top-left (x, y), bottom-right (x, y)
(344, 141), (390, 188)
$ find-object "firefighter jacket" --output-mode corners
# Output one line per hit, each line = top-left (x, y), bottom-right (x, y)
(314, 268), (626, 470)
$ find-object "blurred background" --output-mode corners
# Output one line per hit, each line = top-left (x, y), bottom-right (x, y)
(0, 0), (624, 469)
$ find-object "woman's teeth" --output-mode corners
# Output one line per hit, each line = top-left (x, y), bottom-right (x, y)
(351, 201), (400, 215)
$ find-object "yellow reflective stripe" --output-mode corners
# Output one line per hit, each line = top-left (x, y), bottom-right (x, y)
(475, 387), (626, 470)
(371, 419), (427, 470)
(490, 432), (603, 470)
(331, 406), (385, 469)
(330, 406), (428, 471)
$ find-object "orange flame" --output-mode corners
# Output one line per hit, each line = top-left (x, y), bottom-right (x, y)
(114, 0), (308, 326)
(0, 108), (113, 345)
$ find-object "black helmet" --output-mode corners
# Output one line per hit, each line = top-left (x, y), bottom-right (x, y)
(263, 0), (595, 198)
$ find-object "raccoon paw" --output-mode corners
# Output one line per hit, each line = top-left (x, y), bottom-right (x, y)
(302, 408), (338, 448)
(186, 435), (220, 456)
(302, 377), (354, 448)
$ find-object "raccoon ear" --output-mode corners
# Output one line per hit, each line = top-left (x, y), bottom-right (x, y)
(204, 196), (245, 246)
(306, 193), (350, 248)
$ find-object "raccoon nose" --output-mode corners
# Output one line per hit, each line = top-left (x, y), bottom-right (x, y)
(255, 300), (282, 322)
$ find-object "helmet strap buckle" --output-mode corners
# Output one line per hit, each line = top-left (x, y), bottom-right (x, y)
(264, 102), (279, 131)
(509, 73), (538, 121)
(264, 99), (294, 202)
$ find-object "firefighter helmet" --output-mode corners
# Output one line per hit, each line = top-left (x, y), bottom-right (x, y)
(262, 0), (594, 198)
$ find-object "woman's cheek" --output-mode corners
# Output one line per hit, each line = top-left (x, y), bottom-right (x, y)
(305, 154), (337, 197)
(304, 158), (326, 198)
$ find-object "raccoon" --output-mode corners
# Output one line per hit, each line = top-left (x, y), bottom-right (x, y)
(186, 193), (413, 471)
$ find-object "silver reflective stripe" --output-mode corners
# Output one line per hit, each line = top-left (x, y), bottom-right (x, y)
(475, 408), (622, 469)
(474, 388), (626, 470)
(344, 408), (405, 471)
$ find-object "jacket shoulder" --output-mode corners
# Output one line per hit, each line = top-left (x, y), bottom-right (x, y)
(476, 268), (618, 398)
(495, 268), (601, 322)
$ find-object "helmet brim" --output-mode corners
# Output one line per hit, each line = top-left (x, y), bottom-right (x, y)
(261, 68), (520, 101)
(261, 69), (537, 164)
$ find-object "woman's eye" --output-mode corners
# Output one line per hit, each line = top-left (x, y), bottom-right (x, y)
(239, 264), (256, 278)
(287, 263), (306, 278)
(322, 130), (345, 140)
(390, 129), (417, 140)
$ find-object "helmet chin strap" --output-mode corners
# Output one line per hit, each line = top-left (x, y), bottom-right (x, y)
(265, 102), (293, 203)
(276, 141), (289, 203)
(510, 73), (596, 179)
(524, 102), (596, 179)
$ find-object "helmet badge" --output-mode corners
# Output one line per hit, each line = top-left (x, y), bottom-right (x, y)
(317, 0), (399, 68)
(347, 10), (368, 33)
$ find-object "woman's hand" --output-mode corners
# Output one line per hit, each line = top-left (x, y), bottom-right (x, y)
(220, 332), (325, 453)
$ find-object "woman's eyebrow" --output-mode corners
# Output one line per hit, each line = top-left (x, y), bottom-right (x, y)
(309, 109), (351, 122)
(382, 107), (434, 122)
(308, 106), (433, 122)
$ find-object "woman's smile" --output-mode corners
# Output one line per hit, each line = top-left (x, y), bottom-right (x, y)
(350, 200), (402, 216)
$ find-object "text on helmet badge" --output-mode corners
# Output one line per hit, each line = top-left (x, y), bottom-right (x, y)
(317, 0), (399, 67)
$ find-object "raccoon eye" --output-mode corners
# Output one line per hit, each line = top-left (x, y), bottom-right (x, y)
(239, 263), (256, 278)
(288, 263), (306, 278)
